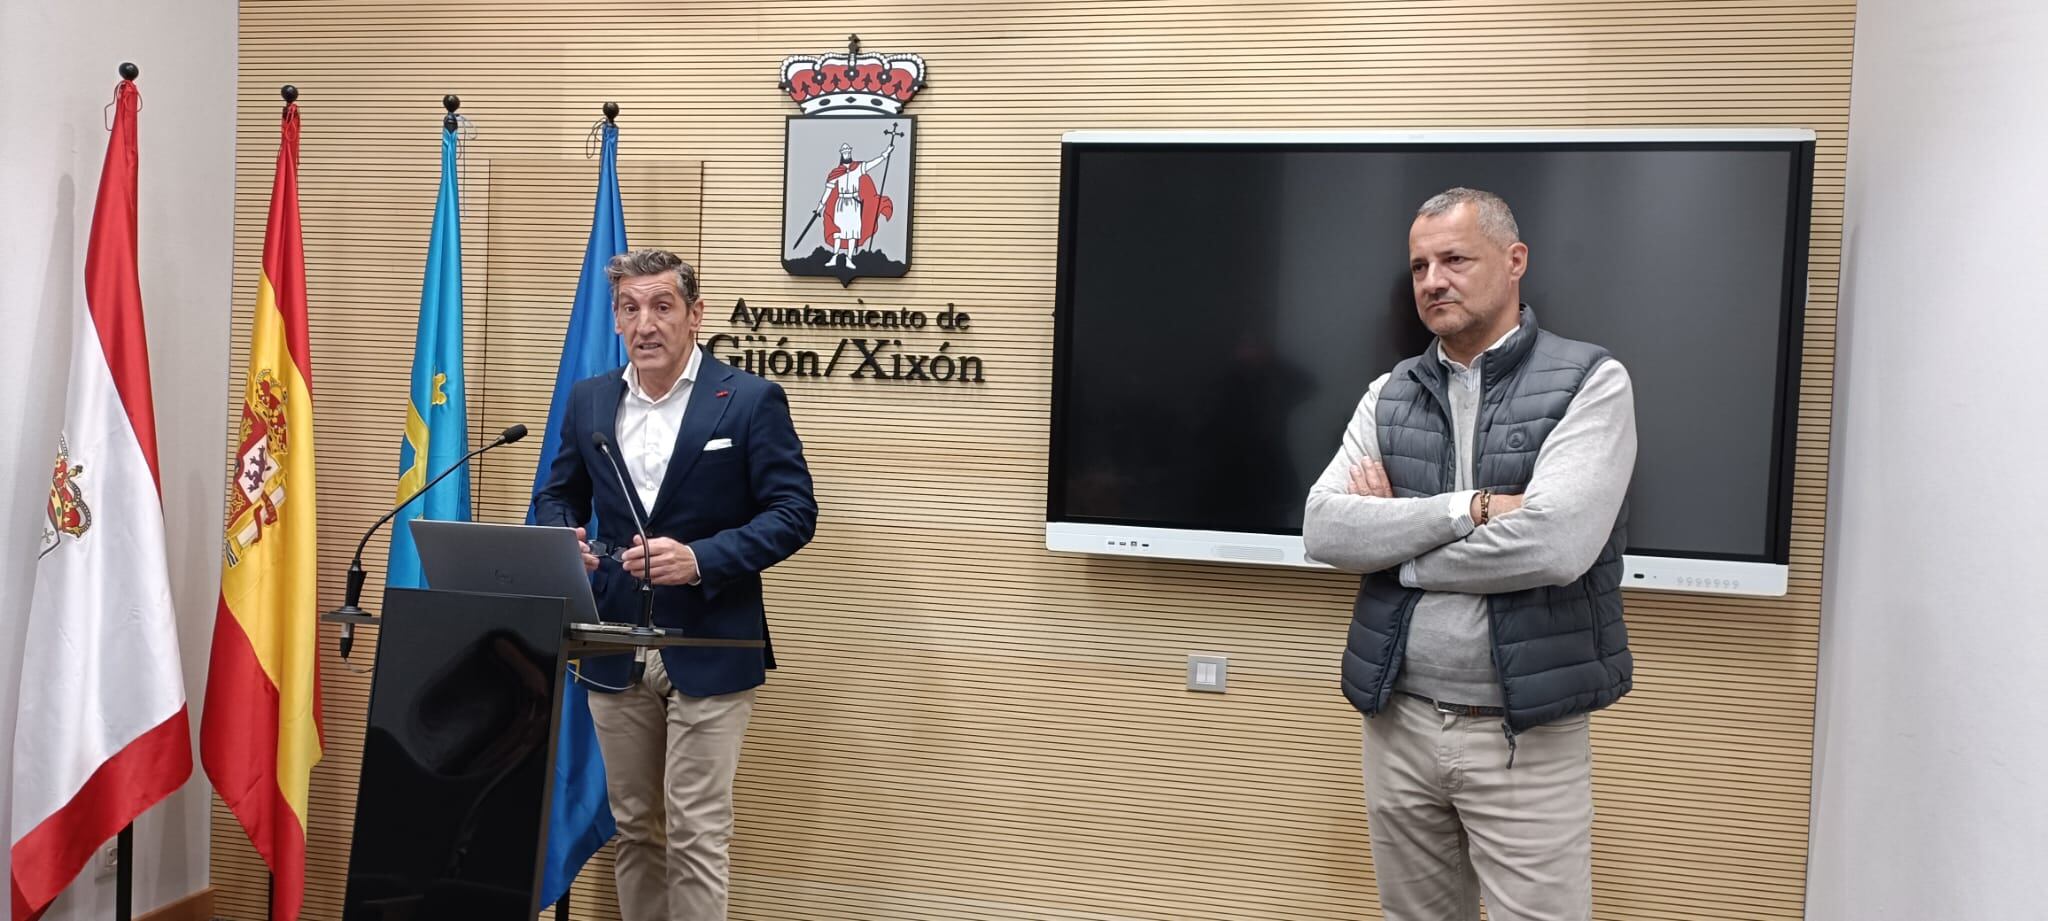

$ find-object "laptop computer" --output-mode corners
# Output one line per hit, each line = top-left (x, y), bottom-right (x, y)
(407, 519), (603, 625)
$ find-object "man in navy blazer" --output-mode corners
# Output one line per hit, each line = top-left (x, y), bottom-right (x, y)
(533, 248), (816, 921)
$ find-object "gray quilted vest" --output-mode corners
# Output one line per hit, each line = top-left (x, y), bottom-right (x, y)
(1340, 306), (1632, 733)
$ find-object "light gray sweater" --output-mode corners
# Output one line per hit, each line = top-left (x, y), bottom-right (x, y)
(1303, 342), (1637, 706)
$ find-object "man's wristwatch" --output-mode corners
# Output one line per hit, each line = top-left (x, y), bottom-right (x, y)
(1478, 489), (1493, 526)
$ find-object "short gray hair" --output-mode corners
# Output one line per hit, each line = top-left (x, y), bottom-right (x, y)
(1416, 188), (1521, 247)
(605, 248), (700, 302)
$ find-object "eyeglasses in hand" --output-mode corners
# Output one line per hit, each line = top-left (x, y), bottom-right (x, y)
(585, 539), (636, 563)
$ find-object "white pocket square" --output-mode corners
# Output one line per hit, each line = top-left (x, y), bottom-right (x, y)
(704, 437), (734, 452)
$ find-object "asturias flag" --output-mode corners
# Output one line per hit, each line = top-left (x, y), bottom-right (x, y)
(385, 123), (471, 589)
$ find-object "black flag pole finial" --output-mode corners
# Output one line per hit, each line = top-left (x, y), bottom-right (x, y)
(107, 63), (139, 129)
(443, 94), (461, 132)
(603, 101), (619, 123)
(281, 84), (298, 103)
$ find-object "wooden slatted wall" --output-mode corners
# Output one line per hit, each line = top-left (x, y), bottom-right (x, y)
(218, 1), (1852, 918)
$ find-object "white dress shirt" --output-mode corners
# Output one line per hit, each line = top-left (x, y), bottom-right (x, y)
(616, 345), (702, 511)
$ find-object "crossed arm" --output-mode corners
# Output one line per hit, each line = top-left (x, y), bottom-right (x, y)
(1301, 362), (1636, 594)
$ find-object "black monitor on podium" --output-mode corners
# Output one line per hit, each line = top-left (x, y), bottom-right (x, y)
(411, 520), (602, 623)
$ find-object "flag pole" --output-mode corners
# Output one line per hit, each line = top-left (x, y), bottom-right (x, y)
(115, 824), (133, 921)
(110, 59), (142, 921)
(272, 86), (294, 918)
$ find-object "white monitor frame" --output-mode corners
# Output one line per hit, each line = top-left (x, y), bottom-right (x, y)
(1062, 127), (1817, 145)
(1046, 523), (1790, 598)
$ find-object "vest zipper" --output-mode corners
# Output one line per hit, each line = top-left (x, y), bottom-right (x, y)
(1370, 583), (1419, 712)
(1477, 374), (1520, 768)
(1490, 594), (1520, 769)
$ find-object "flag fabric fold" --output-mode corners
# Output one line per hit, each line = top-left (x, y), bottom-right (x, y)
(385, 126), (471, 590)
(533, 119), (628, 909)
(11, 76), (193, 921)
(201, 97), (323, 921)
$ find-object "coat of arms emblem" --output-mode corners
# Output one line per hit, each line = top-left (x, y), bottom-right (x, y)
(41, 436), (90, 558)
(780, 35), (924, 285)
(223, 369), (293, 566)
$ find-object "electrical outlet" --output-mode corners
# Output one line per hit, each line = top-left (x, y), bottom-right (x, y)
(1187, 653), (1228, 692)
(92, 842), (118, 880)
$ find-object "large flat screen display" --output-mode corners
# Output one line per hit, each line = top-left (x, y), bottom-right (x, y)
(1046, 130), (1814, 596)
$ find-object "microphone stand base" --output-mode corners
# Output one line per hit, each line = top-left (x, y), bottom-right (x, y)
(322, 607), (378, 626)
(636, 583), (657, 635)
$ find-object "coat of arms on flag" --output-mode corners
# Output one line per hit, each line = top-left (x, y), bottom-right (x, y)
(779, 34), (924, 286)
(224, 368), (292, 567)
(41, 436), (90, 558)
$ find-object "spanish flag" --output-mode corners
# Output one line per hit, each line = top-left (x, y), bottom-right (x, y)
(201, 95), (322, 921)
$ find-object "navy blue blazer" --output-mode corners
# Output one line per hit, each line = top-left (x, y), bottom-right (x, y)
(533, 347), (817, 697)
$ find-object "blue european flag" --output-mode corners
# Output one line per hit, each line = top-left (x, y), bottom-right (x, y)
(387, 124), (470, 590)
(531, 119), (627, 909)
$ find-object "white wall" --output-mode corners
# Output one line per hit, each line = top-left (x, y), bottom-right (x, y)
(1809, 1), (2048, 917)
(0, 0), (236, 916)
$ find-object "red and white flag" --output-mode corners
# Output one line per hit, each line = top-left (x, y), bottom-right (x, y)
(9, 76), (192, 921)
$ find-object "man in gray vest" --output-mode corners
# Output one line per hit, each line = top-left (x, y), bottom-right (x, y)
(1303, 188), (1637, 921)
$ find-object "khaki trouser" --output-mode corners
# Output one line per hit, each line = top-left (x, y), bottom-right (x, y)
(586, 648), (756, 921)
(1362, 693), (1595, 921)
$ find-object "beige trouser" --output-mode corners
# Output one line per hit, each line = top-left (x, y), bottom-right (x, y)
(1362, 693), (1594, 921)
(586, 648), (756, 921)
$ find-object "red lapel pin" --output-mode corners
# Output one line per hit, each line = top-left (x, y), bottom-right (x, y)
(715, 389), (730, 398)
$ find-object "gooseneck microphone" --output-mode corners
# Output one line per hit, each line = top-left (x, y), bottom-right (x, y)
(591, 431), (660, 635)
(330, 423), (528, 658)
